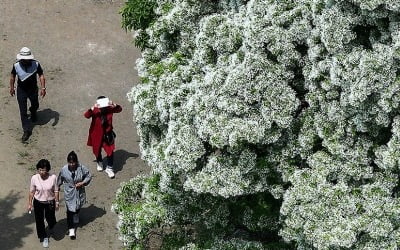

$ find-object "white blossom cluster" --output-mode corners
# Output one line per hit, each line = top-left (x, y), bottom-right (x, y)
(178, 238), (264, 250)
(112, 174), (167, 248)
(120, 0), (400, 248)
(129, 0), (300, 200)
(280, 151), (400, 249)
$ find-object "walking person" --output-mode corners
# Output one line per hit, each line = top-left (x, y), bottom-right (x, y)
(9, 47), (47, 142)
(57, 151), (92, 239)
(28, 159), (59, 248)
(84, 96), (122, 178)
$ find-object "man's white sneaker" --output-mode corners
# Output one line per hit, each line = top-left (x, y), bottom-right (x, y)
(105, 168), (115, 178)
(96, 162), (103, 172)
(42, 237), (49, 248)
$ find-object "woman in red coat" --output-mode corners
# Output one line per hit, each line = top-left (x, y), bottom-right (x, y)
(84, 96), (122, 178)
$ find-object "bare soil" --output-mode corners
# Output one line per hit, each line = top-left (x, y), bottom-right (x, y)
(0, 1), (146, 249)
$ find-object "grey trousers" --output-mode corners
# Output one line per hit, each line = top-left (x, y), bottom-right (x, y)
(17, 86), (39, 132)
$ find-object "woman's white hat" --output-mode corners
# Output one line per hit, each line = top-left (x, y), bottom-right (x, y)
(16, 47), (34, 60)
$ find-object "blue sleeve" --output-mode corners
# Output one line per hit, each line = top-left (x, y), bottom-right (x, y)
(82, 165), (92, 185)
(57, 171), (64, 187)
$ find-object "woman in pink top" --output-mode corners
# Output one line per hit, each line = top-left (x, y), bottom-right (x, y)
(28, 159), (59, 248)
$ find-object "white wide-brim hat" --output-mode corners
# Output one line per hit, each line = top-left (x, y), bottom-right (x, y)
(16, 47), (34, 60)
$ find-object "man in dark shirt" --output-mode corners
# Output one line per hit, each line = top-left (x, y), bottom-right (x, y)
(9, 47), (47, 142)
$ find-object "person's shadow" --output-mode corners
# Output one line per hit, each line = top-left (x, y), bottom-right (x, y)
(0, 191), (33, 249)
(51, 204), (106, 241)
(98, 149), (138, 174)
(34, 108), (59, 126)
(113, 149), (139, 173)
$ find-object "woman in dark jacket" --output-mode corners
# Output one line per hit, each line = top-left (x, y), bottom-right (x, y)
(84, 96), (122, 178)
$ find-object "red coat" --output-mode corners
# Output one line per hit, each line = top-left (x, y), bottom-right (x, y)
(84, 104), (122, 156)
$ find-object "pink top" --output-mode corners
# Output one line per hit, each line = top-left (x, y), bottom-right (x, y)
(30, 173), (59, 202)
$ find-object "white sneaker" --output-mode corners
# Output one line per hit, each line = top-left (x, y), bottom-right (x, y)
(96, 162), (103, 172)
(69, 228), (76, 239)
(42, 237), (49, 248)
(105, 168), (115, 178)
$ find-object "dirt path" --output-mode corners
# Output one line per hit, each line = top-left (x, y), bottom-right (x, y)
(0, 1), (146, 249)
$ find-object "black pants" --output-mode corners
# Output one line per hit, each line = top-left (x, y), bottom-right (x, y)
(33, 199), (56, 239)
(66, 209), (80, 229)
(17, 87), (39, 132)
(96, 151), (114, 167)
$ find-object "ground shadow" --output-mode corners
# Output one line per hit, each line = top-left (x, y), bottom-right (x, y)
(50, 218), (67, 241)
(51, 203), (106, 241)
(112, 149), (138, 173)
(34, 108), (60, 126)
(0, 191), (34, 249)
(96, 149), (138, 173)
(79, 203), (107, 227)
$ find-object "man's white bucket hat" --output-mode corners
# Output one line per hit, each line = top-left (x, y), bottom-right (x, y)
(16, 47), (34, 60)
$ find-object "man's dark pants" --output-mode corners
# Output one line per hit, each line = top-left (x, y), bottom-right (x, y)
(17, 86), (38, 132)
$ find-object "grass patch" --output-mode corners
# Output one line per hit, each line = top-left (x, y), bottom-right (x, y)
(28, 165), (36, 172)
(18, 151), (30, 158)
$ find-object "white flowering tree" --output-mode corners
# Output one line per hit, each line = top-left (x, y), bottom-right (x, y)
(113, 0), (400, 249)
